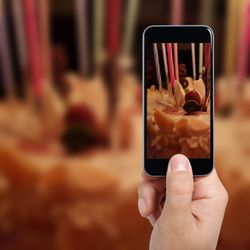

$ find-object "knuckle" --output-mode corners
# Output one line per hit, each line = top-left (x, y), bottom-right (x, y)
(221, 184), (229, 205)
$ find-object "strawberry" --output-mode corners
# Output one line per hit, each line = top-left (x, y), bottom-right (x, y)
(185, 90), (201, 104)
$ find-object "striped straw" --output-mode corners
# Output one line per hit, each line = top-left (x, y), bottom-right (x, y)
(153, 43), (162, 92)
(166, 43), (175, 88)
(173, 43), (179, 81)
(23, 0), (43, 97)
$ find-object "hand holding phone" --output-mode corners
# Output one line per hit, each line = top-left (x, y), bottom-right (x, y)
(143, 26), (214, 176)
(138, 154), (228, 249)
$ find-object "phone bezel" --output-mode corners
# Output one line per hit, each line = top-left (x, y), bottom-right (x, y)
(143, 25), (214, 176)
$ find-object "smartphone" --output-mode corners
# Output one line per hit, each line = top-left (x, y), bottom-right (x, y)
(143, 25), (214, 176)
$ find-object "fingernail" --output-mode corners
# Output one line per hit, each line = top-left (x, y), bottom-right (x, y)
(138, 198), (147, 216)
(147, 215), (156, 226)
(170, 154), (190, 172)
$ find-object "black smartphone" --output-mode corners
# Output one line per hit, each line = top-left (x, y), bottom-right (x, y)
(143, 25), (214, 176)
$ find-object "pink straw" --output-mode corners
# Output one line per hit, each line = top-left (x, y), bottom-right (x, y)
(237, 2), (250, 81)
(205, 43), (210, 70)
(22, 0), (43, 97)
(38, 0), (51, 81)
(107, 0), (122, 55)
(166, 43), (175, 88)
(170, 0), (183, 25)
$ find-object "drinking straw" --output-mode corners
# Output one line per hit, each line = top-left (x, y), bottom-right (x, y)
(162, 43), (174, 99)
(200, 0), (215, 27)
(11, 0), (27, 75)
(237, 1), (250, 81)
(170, 0), (183, 24)
(23, 0), (43, 97)
(122, 0), (140, 56)
(38, 0), (51, 81)
(75, 0), (88, 76)
(0, 0), (15, 98)
(191, 43), (196, 80)
(205, 43), (210, 70)
(199, 43), (204, 79)
(93, 0), (105, 67)
(153, 43), (162, 92)
(173, 43), (179, 81)
(204, 43), (211, 102)
(107, 0), (122, 55)
(166, 43), (175, 88)
(224, 0), (240, 75)
(161, 43), (169, 87)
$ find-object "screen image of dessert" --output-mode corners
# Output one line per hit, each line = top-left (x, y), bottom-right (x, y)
(147, 42), (211, 159)
(0, 0), (249, 249)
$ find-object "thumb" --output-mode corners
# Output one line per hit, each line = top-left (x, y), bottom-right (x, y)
(163, 154), (193, 215)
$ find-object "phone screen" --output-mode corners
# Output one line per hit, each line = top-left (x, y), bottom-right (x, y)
(143, 26), (213, 176)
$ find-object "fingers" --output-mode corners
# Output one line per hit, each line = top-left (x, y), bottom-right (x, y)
(138, 154), (194, 225)
(138, 183), (157, 218)
(138, 180), (161, 218)
(194, 168), (228, 213)
(163, 154), (194, 216)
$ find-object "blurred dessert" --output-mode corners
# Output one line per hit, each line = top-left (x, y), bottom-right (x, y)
(0, 51), (144, 249)
(215, 76), (250, 249)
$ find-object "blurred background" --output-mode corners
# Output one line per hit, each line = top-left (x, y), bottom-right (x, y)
(0, 0), (249, 249)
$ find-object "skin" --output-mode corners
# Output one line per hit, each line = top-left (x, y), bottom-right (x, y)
(138, 154), (228, 250)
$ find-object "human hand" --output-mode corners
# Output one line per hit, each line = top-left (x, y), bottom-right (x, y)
(138, 154), (228, 250)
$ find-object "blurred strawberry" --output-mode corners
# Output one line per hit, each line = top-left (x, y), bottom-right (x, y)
(62, 104), (99, 153)
(65, 104), (97, 128)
